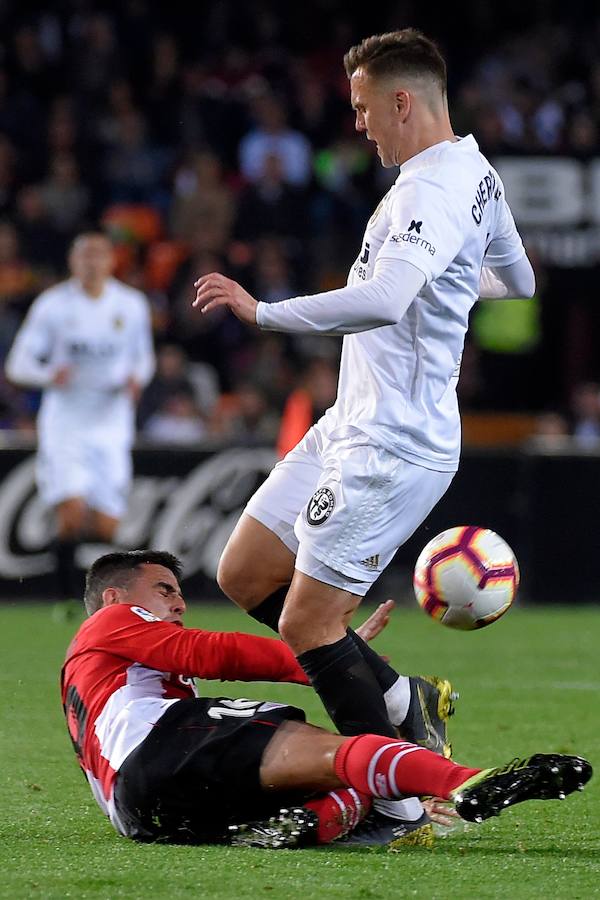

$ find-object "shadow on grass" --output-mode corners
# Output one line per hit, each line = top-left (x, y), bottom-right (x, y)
(325, 844), (599, 861)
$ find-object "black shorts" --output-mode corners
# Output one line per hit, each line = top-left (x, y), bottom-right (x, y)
(113, 696), (307, 844)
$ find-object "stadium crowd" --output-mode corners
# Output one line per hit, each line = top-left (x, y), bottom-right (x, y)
(0, 1), (598, 447)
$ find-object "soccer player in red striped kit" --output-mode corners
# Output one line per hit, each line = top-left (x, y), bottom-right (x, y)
(61, 550), (591, 848)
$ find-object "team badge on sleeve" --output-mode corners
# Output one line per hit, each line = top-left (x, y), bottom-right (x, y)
(306, 487), (335, 526)
(130, 606), (161, 622)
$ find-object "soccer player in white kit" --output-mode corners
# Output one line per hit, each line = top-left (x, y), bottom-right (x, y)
(192, 29), (536, 839)
(5, 232), (155, 598)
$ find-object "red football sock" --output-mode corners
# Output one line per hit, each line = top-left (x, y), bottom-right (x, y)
(304, 788), (372, 844)
(334, 734), (481, 800)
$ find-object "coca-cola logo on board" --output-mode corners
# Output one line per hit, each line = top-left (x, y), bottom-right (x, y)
(0, 448), (277, 581)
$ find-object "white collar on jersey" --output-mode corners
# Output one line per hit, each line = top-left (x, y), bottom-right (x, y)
(399, 134), (478, 176)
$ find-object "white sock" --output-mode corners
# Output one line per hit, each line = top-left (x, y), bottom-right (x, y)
(374, 796), (425, 821)
(383, 675), (411, 726)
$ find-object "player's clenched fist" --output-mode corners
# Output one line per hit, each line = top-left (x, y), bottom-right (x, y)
(193, 272), (259, 327)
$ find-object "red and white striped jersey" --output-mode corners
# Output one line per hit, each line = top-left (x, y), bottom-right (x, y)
(61, 604), (308, 830)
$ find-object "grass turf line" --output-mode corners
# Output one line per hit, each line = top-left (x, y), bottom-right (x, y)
(0, 603), (598, 900)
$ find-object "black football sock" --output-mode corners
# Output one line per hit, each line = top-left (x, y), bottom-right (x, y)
(54, 538), (79, 599)
(297, 635), (397, 737)
(247, 586), (288, 632)
(347, 629), (400, 692)
(249, 589), (401, 693)
(249, 588), (403, 730)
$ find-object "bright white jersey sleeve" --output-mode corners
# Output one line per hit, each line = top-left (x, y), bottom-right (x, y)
(6, 278), (155, 447)
(257, 258), (426, 334)
(263, 135), (530, 471)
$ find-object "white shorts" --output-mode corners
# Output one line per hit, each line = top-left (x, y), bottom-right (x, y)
(245, 425), (454, 595)
(36, 436), (132, 518)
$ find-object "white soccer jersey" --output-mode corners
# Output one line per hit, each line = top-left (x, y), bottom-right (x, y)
(258, 135), (527, 471)
(6, 277), (155, 447)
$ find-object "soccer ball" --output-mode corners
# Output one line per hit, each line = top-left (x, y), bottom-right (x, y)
(413, 526), (519, 630)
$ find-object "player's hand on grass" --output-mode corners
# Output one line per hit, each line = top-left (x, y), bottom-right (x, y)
(355, 599), (395, 643)
(422, 797), (461, 827)
(193, 273), (258, 327)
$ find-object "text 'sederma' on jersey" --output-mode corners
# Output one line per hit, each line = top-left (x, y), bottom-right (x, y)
(325, 135), (526, 471)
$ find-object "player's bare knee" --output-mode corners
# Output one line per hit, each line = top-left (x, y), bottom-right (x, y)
(217, 556), (260, 609)
(216, 558), (241, 602)
(278, 607), (316, 651)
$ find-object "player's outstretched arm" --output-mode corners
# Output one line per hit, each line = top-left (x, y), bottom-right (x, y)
(193, 259), (425, 336)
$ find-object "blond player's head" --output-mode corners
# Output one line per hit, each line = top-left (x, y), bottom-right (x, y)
(68, 232), (115, 290)
(344, 29), (451, 168)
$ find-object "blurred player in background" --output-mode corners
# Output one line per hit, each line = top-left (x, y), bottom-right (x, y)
(61, 550), (592, 848)
(193, 29), (537, 833)
(5, 232), (155, 599)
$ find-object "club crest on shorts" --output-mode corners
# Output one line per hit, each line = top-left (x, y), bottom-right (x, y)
(306, 487), (335, 526)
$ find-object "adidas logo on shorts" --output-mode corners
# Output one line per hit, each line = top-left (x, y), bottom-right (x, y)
(360, 554), (380, 570)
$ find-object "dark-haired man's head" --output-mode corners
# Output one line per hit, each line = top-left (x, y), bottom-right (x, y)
(344, 29), (453, 168)
(84, 550), (185, 622)
(343, 29), (447, 94)
(68, 231), (115, 296)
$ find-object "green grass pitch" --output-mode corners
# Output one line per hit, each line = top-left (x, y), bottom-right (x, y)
(1, 602), (599, 900)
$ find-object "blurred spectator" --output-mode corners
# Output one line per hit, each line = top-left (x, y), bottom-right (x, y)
(566, 112), (599, 156)
(0, 220), (44, 313)
(45, 100), (82, 171)
(211, 381), (279, 445)
(0, 68), (42, 151)
(239, 93), (313, 187)
(234, 153), (307, 246)
(170, 151), (235, 242)
(241, 332), (297, 410)
(103, 111), (170, 206)
(470, 295), (541, 411)
(167, 228), (247, 384)
(94, 79), (137, 148)
(10, 25), (59, 101)
(177, 60), (250, 168)
(71, 12), (120, 101)
(142, 392), (207, 444)
(137, 343), (217, 428)
(14, 185), (65, 271)
(145, 34), (182, 146)
(0, 136), (18, 216)
(187, 361), (220, 417)
(570, 382), (600, 447)
(277, 357), (338, 457)
(251, 237), (299, 303)
(525, 411), (571, 451)
(293, 64), (346, 149)
(40, 152), (91, 238)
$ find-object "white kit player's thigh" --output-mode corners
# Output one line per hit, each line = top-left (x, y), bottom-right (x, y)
(244, 426), (324, 554)
(86, 442), (133, 518)
(294, 441), (454, 587)
(36, 438), (92, 507)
